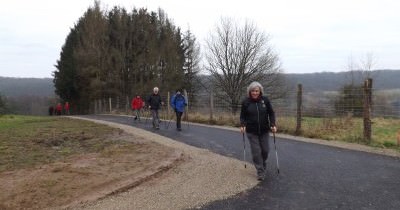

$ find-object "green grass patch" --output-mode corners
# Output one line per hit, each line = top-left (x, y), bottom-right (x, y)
(0, 115), (123, 172)
(186, 112), (399, 150)
(371, 117), (400, 148)
(277, 116), (399, 149)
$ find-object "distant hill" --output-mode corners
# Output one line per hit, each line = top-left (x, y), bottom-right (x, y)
(1, 70), (399, 97)
(284, 69), (400, 92)
(0, 77), (55, 97)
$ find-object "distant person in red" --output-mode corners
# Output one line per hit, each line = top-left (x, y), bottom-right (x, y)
(55, 103), (62, 115)
(64, 102), (70, 115)
(131, 95), (144, 121)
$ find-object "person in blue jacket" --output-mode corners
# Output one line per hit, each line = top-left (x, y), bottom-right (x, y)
(170, 89), (187, 131)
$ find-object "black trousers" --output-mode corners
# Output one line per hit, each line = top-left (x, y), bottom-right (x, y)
(176, 111), (183, 128)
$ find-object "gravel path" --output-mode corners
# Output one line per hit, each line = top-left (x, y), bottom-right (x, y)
(71, 118), (258, 210)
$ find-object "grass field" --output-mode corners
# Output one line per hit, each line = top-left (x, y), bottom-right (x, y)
(278, 116), (399, 147)
(0, 115), (130, 172)
(184, 112), (399, 150)
(0, 115), (178, 209)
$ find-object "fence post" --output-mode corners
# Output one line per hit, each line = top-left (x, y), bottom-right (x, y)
(186, 91), (189, 121)
(363, 78), (373, 143)
(167, 91), (170, 119)
(296, 84), (303, 135)
(126, 95), (129, 114)
(210, 89), (214, 122)
(94, 100), (97, 114)
(98, 99), (102, 113)
(109, 97), (112, 113)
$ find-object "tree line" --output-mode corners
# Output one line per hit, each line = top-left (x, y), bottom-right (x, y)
(53, 2), (200, 114)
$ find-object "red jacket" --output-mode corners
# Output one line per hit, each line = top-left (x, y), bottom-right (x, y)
(56, 103), (62, 111)
(64, 102), (70, 110)
(131, 97), (144, 110)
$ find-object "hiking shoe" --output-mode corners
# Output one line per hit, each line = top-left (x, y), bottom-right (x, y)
(257, 174), (265, 181)
(155, 126), (160, 130)
(177, 128), (182, 131)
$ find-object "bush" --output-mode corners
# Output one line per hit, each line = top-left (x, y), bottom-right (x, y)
(0, 94), (7, 115)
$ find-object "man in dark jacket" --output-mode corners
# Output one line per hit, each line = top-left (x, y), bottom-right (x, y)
(240, 81), (277, 181)
(147, 87), (164, 129)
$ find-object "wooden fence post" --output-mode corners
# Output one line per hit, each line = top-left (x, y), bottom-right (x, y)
(98, 99), (102, 113)
(94, 100), (97, 114)
(109, 97), (112, 113)
(167, 91), (170, 119)
(296, 84), (302, 135)
(126, 95), (129, 114)
(210, 89), (214, 122)
(363, 78), (373, 143)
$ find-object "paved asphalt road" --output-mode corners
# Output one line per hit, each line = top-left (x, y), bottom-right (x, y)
(82, 115), (400, 210)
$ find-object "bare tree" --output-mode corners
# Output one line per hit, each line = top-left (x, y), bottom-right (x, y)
(338, 52), (378, 117)
(205, 17), (282, 114)
(345, 53), (357, 85)
(359, 52), (378, 79)
(344, 52), (379, 83)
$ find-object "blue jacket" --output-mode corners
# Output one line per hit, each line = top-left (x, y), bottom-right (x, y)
(171, 93), (186, 112)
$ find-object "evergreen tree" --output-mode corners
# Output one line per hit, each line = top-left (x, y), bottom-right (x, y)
(54, 3), (193, 113)
(53, 28), (79, 106)
(0, 93), (7, 115)
(182, 29), (200, 102)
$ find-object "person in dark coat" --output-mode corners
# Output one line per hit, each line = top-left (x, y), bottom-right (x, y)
(170, 89), (187, 131)
(48, 106), (54, 116)
(146, 87), (164, 129)
(240, 81), (277, 181)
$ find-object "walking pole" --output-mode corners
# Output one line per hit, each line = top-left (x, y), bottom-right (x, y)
(242, 132), (247, 168)
(273, 132), (280, 174)
(166, 114), (173, 129)
(165, 110), (174, 129)
(144, 108), (150, 126)
(183, 89), (190, 130)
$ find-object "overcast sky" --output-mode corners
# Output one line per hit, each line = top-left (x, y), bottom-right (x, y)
(1, 0), (399, 78)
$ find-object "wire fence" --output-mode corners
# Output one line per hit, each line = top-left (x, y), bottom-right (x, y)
(93, 79), (400, 145)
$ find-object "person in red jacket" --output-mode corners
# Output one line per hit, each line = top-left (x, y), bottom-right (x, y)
(64, 102), (70, 115)
(55, 103), (62, 115)
(131, 95), (144, 121)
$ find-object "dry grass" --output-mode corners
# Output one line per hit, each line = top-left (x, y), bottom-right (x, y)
(184, 112), (399, 150)
(0, 115), (120, 172)
(0, 115), (180, 209)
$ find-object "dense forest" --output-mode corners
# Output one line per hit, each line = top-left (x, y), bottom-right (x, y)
(53, 2), (200, 113)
